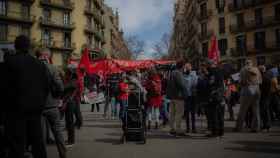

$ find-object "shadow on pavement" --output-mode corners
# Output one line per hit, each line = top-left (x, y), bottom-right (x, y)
(105, 132), (211, 140)
(225, 141), (280, 154)
(95, 138), (122, 145)
(83, 124), (121, 129)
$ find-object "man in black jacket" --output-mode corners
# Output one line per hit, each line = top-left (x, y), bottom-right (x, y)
(204, 59), (225, 137)
(3, 35), (49, 158)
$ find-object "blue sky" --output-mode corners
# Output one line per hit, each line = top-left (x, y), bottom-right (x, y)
(104, 0), (175, 59)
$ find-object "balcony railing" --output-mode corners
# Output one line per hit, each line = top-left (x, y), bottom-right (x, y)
(41, 39), (76, 51)
(39, 17), (75, 30)
(10, 0), (35, 4)
(228, 0), (275, 12)
(230, 16), (280, 34)
(198, 10), (213, 21)
(230, 41), (280, 57)
(84, 25), (95, 34)
(199, 30), (213, 41)
(40, 0), (74, 11)
(0, 11), (35, 24)
(247, 41), (280, 54)
(84, 6), (94, 15)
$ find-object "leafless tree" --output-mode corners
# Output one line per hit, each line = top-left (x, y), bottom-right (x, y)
(125, 35), (145, 59)
(153, 33), (171, 59)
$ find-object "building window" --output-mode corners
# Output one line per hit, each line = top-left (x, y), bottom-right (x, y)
(216, 0), (225, 13)
(219, 17), (225, 34)
(237, 13), (244, 27)
(200, 3), (207, 18)
(276, 29), (280, 47)
(202, 42), (208, 57)
(236, 35), (246, 55)
(254, 31), (266, 50)
(0, 24), (7, 41)
(255, 8), (263, 26)
(218, 38), (228, 56)
(21, 26), (30, 37)
(64, 32), (71, 48)
(42, 29), (51, 46)
(234, 0), (243, 9)
(63, 12), (70, 25)
(201, 22), (207, 36)
(43, 9), (51, 21)
(0, 0), (7, 15)
(21, 4), (30, 19)
(275, 3), (280, 20)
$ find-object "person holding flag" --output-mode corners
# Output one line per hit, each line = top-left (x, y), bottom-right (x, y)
(204, 36), (225, 137)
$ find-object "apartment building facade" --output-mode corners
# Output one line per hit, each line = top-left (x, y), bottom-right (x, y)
(170, 0), (280, 68)
(103, 6), (131, 59)
(0, 0), (130, 66)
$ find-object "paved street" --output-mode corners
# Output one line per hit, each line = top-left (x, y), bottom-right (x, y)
(47, 104), (280, 158)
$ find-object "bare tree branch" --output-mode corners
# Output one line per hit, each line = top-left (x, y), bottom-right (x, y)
(125, 35), (145, 59)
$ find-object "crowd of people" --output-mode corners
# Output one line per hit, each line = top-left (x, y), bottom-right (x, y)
(0, 35), (280, 158)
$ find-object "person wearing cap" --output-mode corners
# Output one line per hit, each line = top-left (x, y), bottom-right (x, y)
(2, 35), (49, 158)
(234, 59), (262, 132)
(204, 59), (225, 137)
(36, 48), (66, 158)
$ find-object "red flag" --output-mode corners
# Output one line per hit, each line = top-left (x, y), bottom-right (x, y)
(208, 36), (220, 64)
(78, 48), (91, 72)
(77, 48), (91, 94)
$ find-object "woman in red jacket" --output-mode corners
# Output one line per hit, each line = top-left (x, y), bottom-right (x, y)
(145, 69), (163, 130)
(118, 74), (129, 120)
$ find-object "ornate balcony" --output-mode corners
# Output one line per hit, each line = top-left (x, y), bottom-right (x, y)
(39, 17), (75, 30)
(228, 0), (275, 12)
(84, 25), (95, 34)
(84, 7), (94, 16)
(0, 11), (35, 25)
(40, 0), (74, 11)
(230, 16), (280, 34)
(10, 0), (35, 4)
(41, 39), (76, 51)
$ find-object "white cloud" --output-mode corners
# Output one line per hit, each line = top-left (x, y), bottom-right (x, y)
(105, 0), (175, 33)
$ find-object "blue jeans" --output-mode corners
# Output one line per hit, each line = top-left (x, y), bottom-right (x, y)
(119, 99), (128, 120)
(185, 96), (196, 131)
(111, 97), (118, 118)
